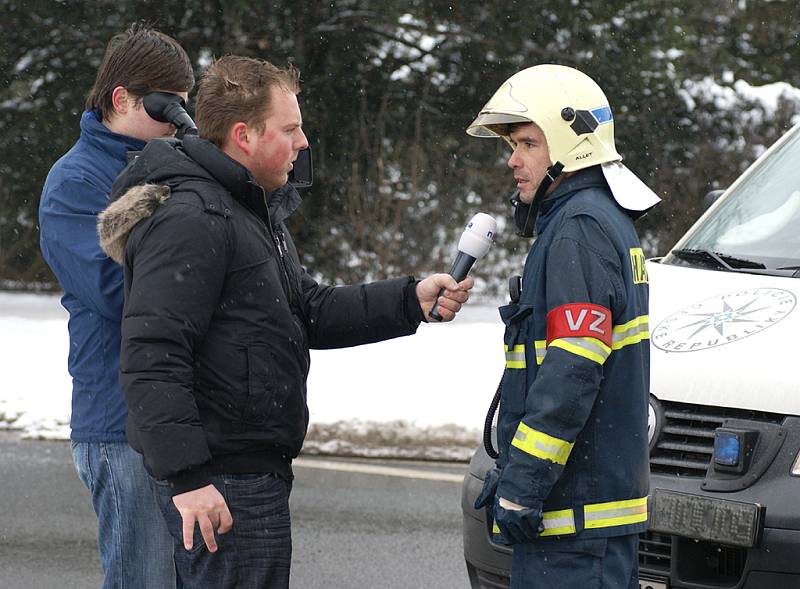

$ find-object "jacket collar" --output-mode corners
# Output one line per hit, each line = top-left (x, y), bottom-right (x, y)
(182, 135), (302, 226)
(535, 166), (610, 234)
(80, 110), (145, 159)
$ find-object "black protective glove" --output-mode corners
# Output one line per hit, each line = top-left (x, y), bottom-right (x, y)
(474, 466), (501, 510)
(493, 496), (544, 544)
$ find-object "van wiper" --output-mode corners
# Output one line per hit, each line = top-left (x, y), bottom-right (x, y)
(670, 248), (766, 270)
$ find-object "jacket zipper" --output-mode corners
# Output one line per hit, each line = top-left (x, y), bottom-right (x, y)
(273, 228), (294, 301)
(256, 187), (308, 365)
(274, 228), (289, 260)
(253, 186), (293, 298)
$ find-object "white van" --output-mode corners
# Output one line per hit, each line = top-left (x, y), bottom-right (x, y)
(462, 121), (800, 589)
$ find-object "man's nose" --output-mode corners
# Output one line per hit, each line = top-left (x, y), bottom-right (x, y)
(295, 129), (309, 151)
(508, 148), (521, 169)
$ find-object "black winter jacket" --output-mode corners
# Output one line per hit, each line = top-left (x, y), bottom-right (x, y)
(99, 135), (422, 494)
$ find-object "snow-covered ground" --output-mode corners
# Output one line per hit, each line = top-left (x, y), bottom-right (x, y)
(0, 292), (505, 461)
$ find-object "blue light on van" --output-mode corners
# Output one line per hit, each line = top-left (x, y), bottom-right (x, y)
(713, 431), (741, 467)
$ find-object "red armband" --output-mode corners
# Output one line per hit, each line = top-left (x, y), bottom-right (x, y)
(546, 303), (612, 347)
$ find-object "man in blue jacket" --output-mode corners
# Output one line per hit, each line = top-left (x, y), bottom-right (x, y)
(39, 25), (194, 588)
(469, 65), (661, 588)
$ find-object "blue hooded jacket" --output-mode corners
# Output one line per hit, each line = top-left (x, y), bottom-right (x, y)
(39, 110), (145, 442)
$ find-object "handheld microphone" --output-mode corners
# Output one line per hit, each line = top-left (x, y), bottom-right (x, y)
(142, 92), (198, 138)
(428, 212), (497, 322)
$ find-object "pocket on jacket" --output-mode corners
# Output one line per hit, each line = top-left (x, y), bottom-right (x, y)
(499, 302), (533, 346)
(243, 345), (276, 425)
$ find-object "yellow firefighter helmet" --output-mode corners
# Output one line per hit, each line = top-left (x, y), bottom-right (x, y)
(467, 64), (622, 172)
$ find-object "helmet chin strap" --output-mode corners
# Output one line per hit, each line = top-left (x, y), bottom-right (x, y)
(514, 162), (565, 237)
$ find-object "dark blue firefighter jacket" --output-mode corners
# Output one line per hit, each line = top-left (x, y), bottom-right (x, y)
(496, 165), (651, 540)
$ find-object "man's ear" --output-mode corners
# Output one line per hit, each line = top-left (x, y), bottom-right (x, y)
(110, 86), (129, 116)
(228, 122), (252, 156)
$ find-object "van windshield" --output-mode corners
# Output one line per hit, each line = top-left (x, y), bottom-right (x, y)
(665, 125), (800, 273)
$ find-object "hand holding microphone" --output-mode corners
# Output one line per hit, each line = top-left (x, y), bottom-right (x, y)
(427, 212), (497, 322)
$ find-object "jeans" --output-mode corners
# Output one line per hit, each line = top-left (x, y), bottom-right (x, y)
(511, 534), (639, 589)
(71, 441), (175, 589)
(152, 473), (293, 589)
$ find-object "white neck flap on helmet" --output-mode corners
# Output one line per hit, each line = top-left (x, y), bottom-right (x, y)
(467, 64), (660, 216)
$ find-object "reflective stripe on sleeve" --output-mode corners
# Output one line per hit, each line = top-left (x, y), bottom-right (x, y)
(584, 496), (648, 529)
(548, 336), (611, 365)
(513, 318), (647, 369)
(511, 422), (574, 465)
(611, 315), (649, 350)
(504, 344), (526, 369)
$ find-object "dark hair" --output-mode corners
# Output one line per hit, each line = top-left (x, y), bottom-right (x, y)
(488, 121), (534, 137)
(85, 24), (194, 119)
(195, 55), (300, 147)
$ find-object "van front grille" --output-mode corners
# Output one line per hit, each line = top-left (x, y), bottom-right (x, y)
(638, 530), (671, 574)
(676, 536), (747, 584)
(650, 401), (784, 477)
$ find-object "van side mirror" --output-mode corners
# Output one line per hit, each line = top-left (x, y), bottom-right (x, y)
(703, 189), (725, 211)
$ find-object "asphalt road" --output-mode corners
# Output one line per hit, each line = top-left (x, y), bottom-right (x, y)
(0, 431), (471, 588)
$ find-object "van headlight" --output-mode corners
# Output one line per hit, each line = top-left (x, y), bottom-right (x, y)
(793, 451), (800, 477)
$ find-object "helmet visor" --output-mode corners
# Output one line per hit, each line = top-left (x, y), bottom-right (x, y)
(467, 112), (532, 137)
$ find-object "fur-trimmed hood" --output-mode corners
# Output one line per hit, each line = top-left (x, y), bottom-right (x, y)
(98, 184), (170, 264)
(97, 134), (302, 264)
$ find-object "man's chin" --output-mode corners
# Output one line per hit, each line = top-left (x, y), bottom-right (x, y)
(517, 191), (536, 204)
(260, 174), (289, 192)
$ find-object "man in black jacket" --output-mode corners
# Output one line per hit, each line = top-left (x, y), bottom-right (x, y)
(98, 55), (472, 589)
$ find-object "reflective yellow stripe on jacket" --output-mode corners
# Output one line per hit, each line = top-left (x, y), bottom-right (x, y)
(511, 422), (573, 465)
(549, 336), (611, 365)
(534, 340), (547, 365)
(525, 315), (649, 366)
(491, 496), (647, 538)
(539, 508), (577, 536)
(504, 344), (526, 369)
(611, 315), (649, 349)
(584, 497), (648, 529)
(493, 509), (577, 537)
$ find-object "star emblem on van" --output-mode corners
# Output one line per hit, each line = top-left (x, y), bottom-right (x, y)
(678, 298), (768, 338)
(652, 288), (796, 352)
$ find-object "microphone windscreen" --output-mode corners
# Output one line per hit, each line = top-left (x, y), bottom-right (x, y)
(458, 213), (497, 259)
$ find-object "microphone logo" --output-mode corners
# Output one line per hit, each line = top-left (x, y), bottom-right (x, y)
(428, 212), (498, 321)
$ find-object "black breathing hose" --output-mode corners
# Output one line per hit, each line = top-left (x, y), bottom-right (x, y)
(482, 374), (504, 459)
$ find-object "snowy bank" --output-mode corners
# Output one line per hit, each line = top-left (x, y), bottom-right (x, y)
(0, 292), (505, 461)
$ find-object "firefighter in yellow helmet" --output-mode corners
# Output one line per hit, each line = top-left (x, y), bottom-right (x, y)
(470, 65), (659, 588)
